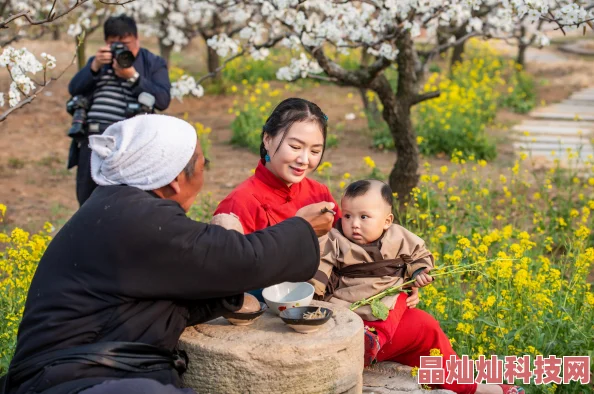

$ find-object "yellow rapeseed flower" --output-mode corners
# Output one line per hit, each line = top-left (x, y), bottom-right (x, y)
(363, 156), (376, 169)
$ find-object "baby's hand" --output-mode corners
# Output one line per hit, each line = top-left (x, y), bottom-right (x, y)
(406, 287), (420, 308)
(414, 267), (433, 288)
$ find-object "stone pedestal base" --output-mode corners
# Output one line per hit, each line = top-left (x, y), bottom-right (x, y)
(363, 362), (455, 394)
(179, 301), (364, 393)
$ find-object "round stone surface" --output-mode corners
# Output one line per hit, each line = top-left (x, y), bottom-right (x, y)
(179, 301), (364, 393)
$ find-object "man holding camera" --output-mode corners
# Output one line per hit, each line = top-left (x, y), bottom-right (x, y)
(68, 14), (171, 206)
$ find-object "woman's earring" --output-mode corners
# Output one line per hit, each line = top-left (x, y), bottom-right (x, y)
(265, 154), (271, 162)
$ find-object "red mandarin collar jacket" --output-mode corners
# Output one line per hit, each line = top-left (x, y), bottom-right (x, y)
(214, 160), (341, 234)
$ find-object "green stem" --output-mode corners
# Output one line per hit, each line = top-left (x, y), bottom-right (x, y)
(349, 266), (489, 311)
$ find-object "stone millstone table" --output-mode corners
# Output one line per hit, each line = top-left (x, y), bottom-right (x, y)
(178, 301), (364, 393)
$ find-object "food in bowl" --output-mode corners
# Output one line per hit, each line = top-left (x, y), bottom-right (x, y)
(303, 307), (327, 320)
(279, 306), (333, 334)
(262, 282), (314, 315)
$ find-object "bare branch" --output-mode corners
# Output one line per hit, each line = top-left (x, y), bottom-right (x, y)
(306, 73), (340, 83)
(0, 26), (46, 46)
(310, 46), (366, 88)
(47, 0), (58, 20)
(411, 90), (440, 106)
(418, 31), (479, 61)
(367, 56), (393, 80)
(195, 50), (244, 85)
(99, 0), (136, 5)
(0, 0), (135, 29)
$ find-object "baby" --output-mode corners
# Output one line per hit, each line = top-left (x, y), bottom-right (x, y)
(311, 179), (434, 313)
(310, 179), (434, 364)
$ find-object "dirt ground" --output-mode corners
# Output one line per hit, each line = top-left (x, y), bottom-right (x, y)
(1, 36), (593, 232)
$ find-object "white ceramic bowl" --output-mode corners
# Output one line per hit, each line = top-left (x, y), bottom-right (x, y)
(262, 282), (314, 315)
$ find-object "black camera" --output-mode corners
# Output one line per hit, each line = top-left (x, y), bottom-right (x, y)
(125, 92), (155, 118)
(66, 95), (90, 139)
(110, 42), (135, 68)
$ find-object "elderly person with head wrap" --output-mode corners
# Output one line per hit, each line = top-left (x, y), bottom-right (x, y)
(0, 115), (336, 394)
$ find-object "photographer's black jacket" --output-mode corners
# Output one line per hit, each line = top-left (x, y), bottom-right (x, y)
(69, 48), (171, 112)
(2, 186), (320, 394)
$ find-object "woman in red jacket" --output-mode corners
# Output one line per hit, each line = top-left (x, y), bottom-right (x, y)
(214, 98), (521, 394)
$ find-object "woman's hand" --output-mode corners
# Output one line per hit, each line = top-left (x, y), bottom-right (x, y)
(414, 267), (434, 288)
(406, 287), (420, 308)
(295, 202), (336, 237)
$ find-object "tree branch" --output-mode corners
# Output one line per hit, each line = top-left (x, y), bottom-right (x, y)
(99, 0), (136, 5)
(0, 0), (135, 29)
(367, 55), (393, 81)
(47, 0), (58, 20)
(308, 40), (399, 89)
(306, 73), (340, 83)
(418, 31), (479, 61)
(195, 50), (244, 85)
(310, 46), (367, 88)
(0, 82), (52, 122)
(0, 39), (78, 123)
(411, 90), (440, 105)
(192, 32), (290, 85)
(0, 26), (46, 46)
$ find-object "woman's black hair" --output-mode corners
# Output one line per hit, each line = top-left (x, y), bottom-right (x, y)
(260, 97), (328, 162)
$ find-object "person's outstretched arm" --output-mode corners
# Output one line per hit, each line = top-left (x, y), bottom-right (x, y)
(117, 203), (321, 300)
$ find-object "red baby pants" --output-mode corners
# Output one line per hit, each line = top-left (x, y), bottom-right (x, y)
(363, 292), (477, 394)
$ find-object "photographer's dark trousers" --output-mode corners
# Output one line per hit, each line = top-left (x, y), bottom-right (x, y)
(76, 138), (98, 207)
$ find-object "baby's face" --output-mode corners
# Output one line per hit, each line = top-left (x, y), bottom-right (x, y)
(340, 192), (393, 245)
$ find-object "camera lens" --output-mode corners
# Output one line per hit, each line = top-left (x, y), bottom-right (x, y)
(111, 43), (135, 69)
(116, 51), (135, 68)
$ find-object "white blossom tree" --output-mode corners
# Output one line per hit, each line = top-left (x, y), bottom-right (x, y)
(440, 0), (594, 69)
(125, 0), (258, 87)
(0, 0), (134, 122)
(196, 0), (594, 200)
(125, 0), (197, 64)
(66, 1), (117, 69)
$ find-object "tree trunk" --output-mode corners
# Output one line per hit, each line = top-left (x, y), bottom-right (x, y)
(517, 26), (528, 69)
(204, 12), (223, 82)
(517, 43), (527, 68)
(52, 26), (61, 41)
(76, 33), (87, 70)
(159, 40), (174, 66)
(370, 33), (420, 203)
(358, 50), (381, 123)
(370, 74), (419, 203)
(450, 40), (466, 67)
(388, 104), (419, 203)
(207, 44), (221, 81)
(448, 25), (470, 73)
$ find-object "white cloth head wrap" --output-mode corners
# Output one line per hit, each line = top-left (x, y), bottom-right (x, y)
(89, 114), (197, 190)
